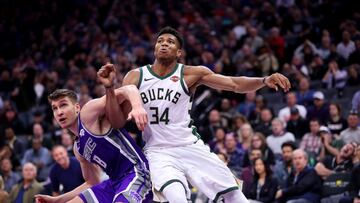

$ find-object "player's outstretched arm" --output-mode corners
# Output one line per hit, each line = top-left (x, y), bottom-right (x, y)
(189, 66), (291, 93)
(35, 150), (102, 203)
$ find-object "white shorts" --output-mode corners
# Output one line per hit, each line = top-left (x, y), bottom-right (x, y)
(145, 140), (239, 202)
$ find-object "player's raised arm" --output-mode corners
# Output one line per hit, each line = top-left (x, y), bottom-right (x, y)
(98, 64), (147, 131)
(189, 65), (291, 93)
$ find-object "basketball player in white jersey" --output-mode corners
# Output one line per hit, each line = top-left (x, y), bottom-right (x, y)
(108, 27), (291, 203)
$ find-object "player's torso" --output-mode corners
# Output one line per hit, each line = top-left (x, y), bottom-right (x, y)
(138, 63), (199, 149)
(75, 118), (148, 179)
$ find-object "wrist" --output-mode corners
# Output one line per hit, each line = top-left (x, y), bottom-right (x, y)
(262, 77), (267, 85)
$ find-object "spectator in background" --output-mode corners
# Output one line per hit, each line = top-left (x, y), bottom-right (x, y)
(31, 123), (53, 150)
(0, 158), (21, 193)
(200, 109), (224, 144)
(266, 118), (295, 157)
(326, 103), (348, 136)
(9, 162), (44, 203)
(340, 110), (360, 144)
(315, 143), (355, 179)
(248, 95), (267, 126)
(319, 126), (345, 159)
(257, 44), (279, 76)
(254, 108), (274, 136)
(347, 64), (360, 86)
(0, 175), (9, 203)
(300, 119), (323, 166)
(243, 132), (275, 167)
(245, 158), (278, 203)
(224, 132), (244, 178)
(209, 127), (227, 154)
(241, 148), (263, 193)
(238, 123), (254, 151)
(4, 127), (27, 165)
(21, 138), (52, 181)
(276, 149), (322, 203)
(315, 143), (356, 203)
(267, 27), (285, 63)
(232, 114), (249, 135)
(278, 92), (307, 123)
(317, 35), (333, 61)
(286, 107), (309, 141)
(322, 60), (348, 92)
(307, 91), (329, 124)
(296, 77), (314, 106)
(237, 91), (256, 118)
(336, 30), (356, 61)
(49, 145), (84, 196)
(352, 90), (360, 112)
(0, 103), (25, 134)
(274, 141), (297, 189)
(309, 55), (327, 81)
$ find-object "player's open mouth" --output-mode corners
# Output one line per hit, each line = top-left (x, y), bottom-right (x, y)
(59, 118), (66, 122)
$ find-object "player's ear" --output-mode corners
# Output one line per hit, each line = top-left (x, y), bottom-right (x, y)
(75, 103), (81, 114)
(176, 49), (182, 58)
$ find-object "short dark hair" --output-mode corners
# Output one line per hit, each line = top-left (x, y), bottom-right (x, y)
(157, 26), (184, 49)
(48, 89), (77, 103)
(281, 141), (297, 150)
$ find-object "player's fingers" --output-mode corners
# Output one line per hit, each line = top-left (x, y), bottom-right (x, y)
(274, 74), (286, 90)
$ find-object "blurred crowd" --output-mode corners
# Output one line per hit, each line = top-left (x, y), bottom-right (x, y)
(1, 0), (360, 202)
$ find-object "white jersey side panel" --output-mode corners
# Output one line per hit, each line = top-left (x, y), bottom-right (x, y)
(138, 63), (198, 149)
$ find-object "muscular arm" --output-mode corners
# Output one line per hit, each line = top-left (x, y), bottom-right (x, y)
(185, 66), (290, 93)
(53, 149), (102, 202)
(105, 85), (146, 130)
(81, 85), (144, 130)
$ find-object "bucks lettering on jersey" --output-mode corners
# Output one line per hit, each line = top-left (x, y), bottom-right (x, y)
(138, 63), (199, 149)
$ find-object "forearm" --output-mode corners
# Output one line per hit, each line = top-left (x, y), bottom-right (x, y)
(231, 76), (266, 93)
(115, 85), (143, 109)
(56, 182), (92, 202)
(106, 86), (126, 129)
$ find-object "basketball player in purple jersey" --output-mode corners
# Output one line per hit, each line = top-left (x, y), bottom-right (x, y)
(35, 64), (152, 203)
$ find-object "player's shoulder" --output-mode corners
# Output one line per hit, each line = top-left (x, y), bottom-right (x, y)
(123, 68), (142, 86)
(183, 65), (212, 75)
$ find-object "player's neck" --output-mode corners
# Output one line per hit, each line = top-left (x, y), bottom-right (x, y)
(67, 121), (79, 138)
(153, 60), (177, 76)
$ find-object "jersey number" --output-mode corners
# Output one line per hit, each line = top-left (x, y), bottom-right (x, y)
(149, 107), (170, 124)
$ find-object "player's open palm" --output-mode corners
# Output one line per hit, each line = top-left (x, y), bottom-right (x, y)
(127, 106), (148, 131)
(97, 63), (116, 88)
(264, 73), (291, 92)
(35, 194), (59, 203)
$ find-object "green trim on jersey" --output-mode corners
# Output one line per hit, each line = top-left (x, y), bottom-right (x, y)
(138, 66), (143, 88)
(191, 125), (201, 140)
(213, 186), (239, 202)
(147, 63), (179, 80)
(159, 179), (188, 198)
(180, 64), (190, 96)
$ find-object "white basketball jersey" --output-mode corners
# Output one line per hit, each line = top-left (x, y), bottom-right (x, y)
(138, 63), (199, 149)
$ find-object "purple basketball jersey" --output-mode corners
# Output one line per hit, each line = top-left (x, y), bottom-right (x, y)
(75, 116), (149, 180)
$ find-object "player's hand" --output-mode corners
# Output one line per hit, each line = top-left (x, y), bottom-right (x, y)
(97, 63), (116, 88)
(264, 73), (291, 92)
(127, 106), (148, 131)
(35, 194), (59, 203)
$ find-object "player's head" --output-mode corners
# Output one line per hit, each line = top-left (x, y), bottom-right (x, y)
(155, 26), (183, 62)
(48, 89), (80, 129)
